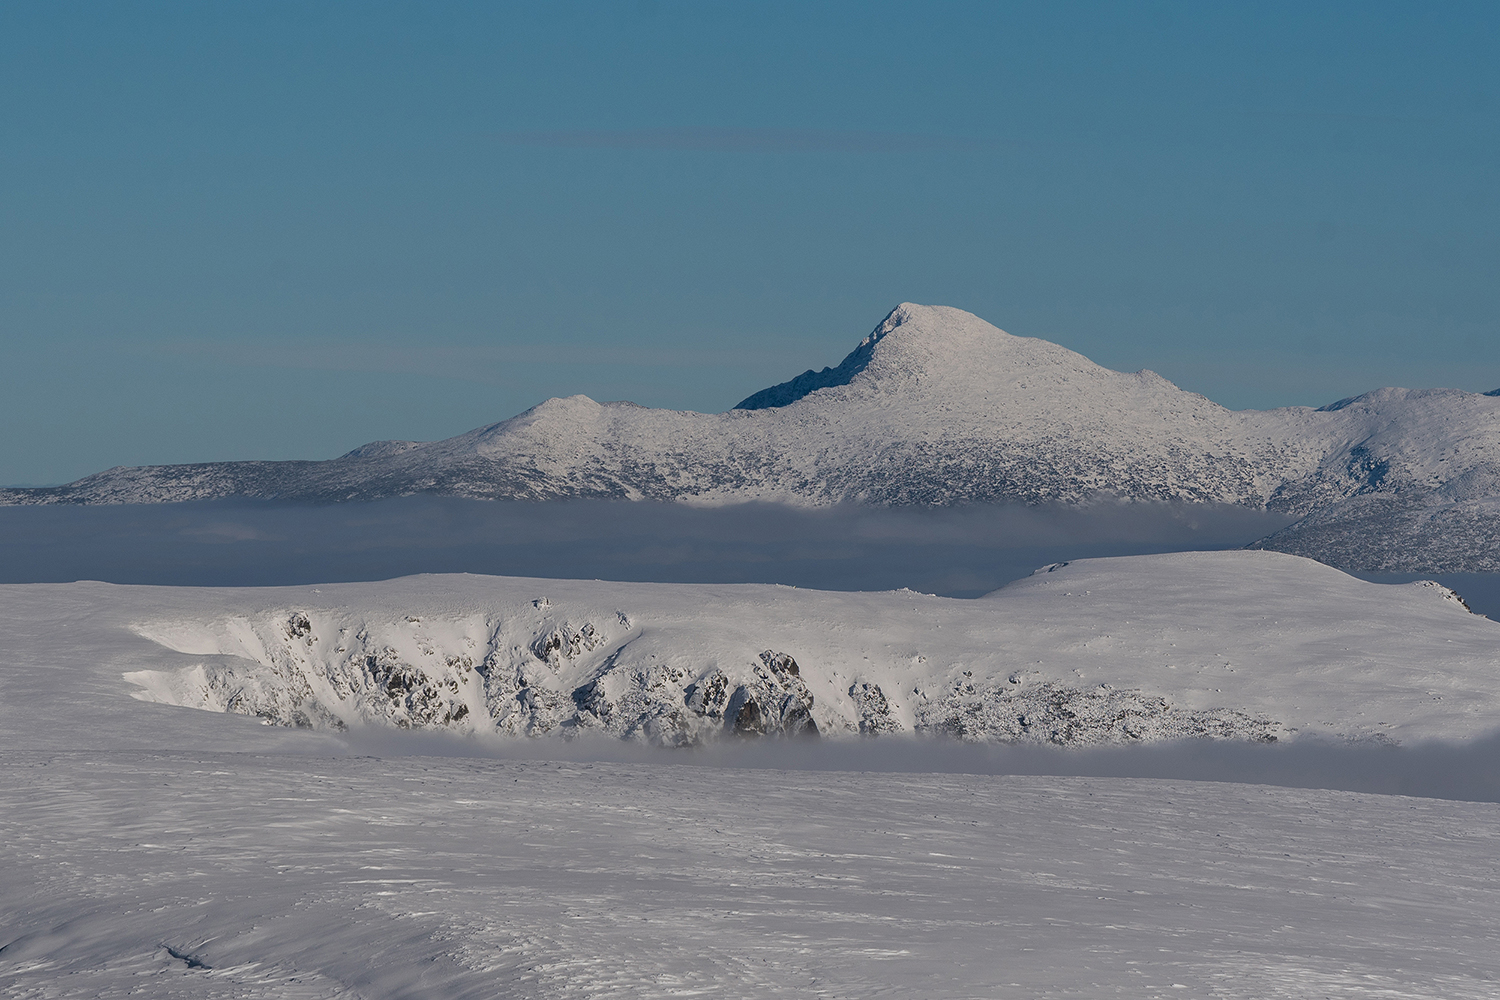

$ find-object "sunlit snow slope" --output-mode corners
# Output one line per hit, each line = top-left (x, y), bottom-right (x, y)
(7, 553), (1500, 998)
(8, 754), (1500, 1000)
(4, 303), (1498, 571)
(6, 550), (1491, 749)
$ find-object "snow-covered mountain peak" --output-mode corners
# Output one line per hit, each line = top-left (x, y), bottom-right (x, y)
(6, 301), (1500, 574)
(737, 302), (1185, 419)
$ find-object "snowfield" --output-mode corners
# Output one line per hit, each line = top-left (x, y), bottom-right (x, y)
(7, 753), (1500, 999)
(5, 303), (1500, 572)
(6, 550), (1500, 997)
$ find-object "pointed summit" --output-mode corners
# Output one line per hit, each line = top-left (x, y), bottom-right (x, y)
(736, 302), (1179, 415)
(7, 301), (1500, 574)
(735, 303), (1049, 409)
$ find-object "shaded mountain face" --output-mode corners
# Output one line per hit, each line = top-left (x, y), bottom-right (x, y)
(733, 323), (882, 409)
(4, 303), (1499, 571)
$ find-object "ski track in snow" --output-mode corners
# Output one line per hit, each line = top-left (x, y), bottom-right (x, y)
(5, 752), (1500, 999)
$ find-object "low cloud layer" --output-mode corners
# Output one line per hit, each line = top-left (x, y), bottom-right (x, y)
(5, 495), (1496, 611)
(0, 496), (1295, 596)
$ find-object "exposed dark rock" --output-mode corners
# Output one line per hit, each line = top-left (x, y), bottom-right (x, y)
(849, 681), (902, 735)
(915, 677), (1280, 746)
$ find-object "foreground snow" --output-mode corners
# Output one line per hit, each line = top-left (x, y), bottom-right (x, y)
(5, 550), (1500, 996)
(5, 753), (1500, 999)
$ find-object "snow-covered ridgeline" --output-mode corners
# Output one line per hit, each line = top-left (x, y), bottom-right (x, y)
(4, 303), (1499, 570)
(114, 551), (1500, 748)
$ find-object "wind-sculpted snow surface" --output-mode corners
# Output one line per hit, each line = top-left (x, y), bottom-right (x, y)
(10, 754), (1500, 1000)
(5, 303), (1500, 570)
(104, 551), (1500, 748)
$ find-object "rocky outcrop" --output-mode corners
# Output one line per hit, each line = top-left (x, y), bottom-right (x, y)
(849, 681), (903, 735)
(124, 608), (1291, 748)
(915, 674), (1279, 746)
(727, 652), (819, 738)
(128, 608), (841, 747)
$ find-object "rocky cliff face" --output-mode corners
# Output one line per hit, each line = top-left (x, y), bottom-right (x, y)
(119, 552), (1500, 748)
(7, 303), (1500, 571)
(129, 604), (836, 747)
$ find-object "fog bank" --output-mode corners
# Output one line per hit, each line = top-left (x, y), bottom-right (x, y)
(0, 495), (1294, 597)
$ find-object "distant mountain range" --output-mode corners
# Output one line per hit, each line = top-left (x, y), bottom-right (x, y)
(4, 303), (1498, 572)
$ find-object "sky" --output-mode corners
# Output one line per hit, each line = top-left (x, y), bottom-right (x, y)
(2, 1), (1497, 486)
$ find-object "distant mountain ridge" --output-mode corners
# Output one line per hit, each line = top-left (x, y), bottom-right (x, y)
(4, 303), (1499, 571)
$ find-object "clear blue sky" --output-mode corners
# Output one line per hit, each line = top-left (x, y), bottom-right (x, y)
(2, 1), (1496, 485)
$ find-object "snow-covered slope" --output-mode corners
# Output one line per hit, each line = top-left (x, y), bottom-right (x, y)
(9, 753), (1500, 1000)
(4, 303), (1499, 569)
(10, 550), (1495, 750)
(7, 553), (1500, 997)
(11, 754), (1500, 1000)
